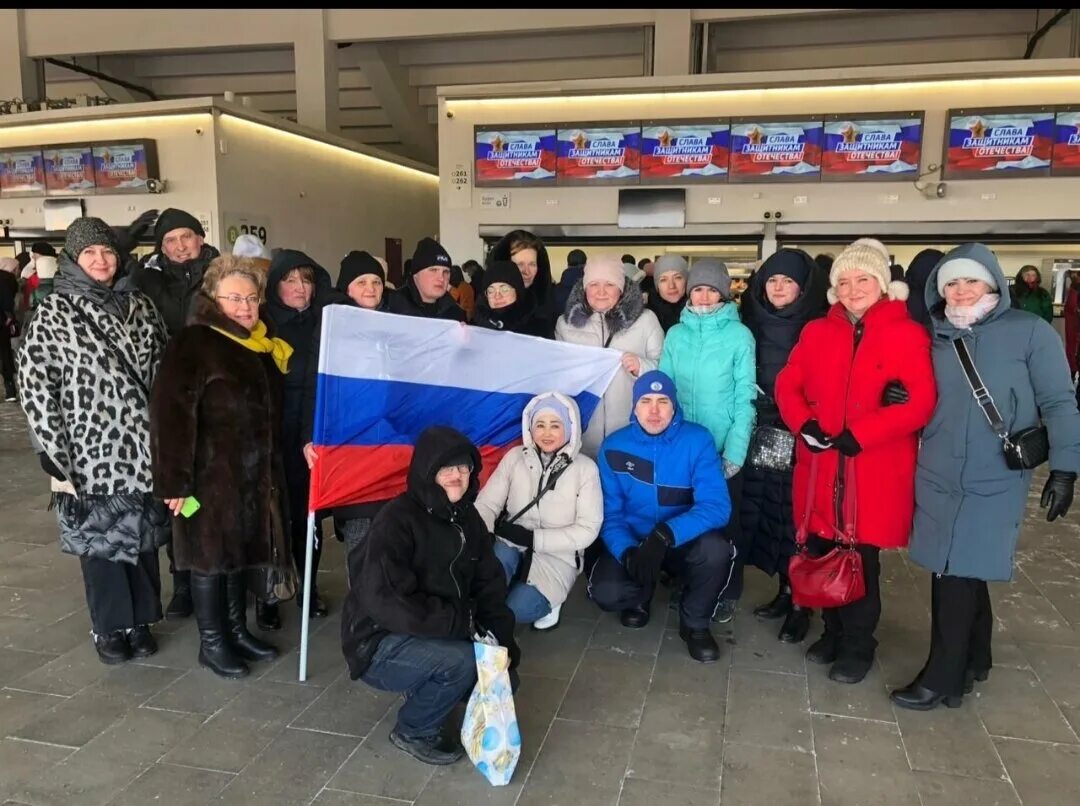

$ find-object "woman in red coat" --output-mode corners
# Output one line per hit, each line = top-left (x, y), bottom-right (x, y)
(775, 238), (936, 685)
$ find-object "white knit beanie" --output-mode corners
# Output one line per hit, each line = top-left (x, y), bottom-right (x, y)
(827, 238), (908, 304)
(232, 233), (271, 260)
(34, 256), (58, 280)
(583, 254), (626, 288)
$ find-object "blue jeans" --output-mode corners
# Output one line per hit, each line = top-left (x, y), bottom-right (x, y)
(360, 634), (477, 739)
(493, 541), (552, 625)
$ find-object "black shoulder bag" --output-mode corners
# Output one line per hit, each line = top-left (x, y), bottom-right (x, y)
(953, 338), (1048, 471)
(495, 453), (573, 581)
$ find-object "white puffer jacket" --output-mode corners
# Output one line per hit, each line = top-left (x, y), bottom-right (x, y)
(555, 279), (664, 458)
(475, 392), (603, 606)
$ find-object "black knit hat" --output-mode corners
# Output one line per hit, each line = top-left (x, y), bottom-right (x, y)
(31, 241), (57, 257)
(411, 237), (452, 272)
(482, 260), (526, 297)
(65, 217), (119, 259)
(153, 208), (204, 250)
(337, 250), (384, 292)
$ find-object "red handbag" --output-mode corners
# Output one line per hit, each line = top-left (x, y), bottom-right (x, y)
(788, 453), (866, 609)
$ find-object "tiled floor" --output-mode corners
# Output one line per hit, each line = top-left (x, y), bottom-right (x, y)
(2, 400), (1080, 805)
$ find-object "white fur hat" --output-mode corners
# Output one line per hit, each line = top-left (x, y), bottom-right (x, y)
(827, 238), (908, 305)
(34, 255), (58, 280)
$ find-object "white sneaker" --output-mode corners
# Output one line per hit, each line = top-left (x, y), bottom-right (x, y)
(531, 604), (561, 632)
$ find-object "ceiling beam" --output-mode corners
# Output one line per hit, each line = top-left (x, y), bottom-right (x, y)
(347, 43), (436, 165)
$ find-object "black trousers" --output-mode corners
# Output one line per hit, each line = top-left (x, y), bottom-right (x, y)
(587, 530), (733, 630)
(283, 439), (323, 592)
(720, 470), (748, 601)
(0, 325), (14, 390)
(807, 536), (881, 661)
(919, 574), (994, 696)
(80, 552), (162, 635)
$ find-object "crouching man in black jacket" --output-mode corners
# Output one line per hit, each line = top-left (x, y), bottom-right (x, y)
(341, 426), (520, 766)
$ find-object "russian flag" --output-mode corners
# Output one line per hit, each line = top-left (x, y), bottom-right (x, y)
(308, 305), (621, 511)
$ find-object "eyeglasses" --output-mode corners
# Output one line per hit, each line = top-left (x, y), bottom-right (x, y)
(436, 464), (472, 476)
(486, 284), (515, 298)
(216, 294), (261, 307)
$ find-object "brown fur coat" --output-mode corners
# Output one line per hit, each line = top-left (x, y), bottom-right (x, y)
(150, 294), (290, 575)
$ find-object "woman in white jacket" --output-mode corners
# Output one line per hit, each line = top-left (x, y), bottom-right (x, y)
(555, 254), (665, 458)
(475, 392), (603, 631)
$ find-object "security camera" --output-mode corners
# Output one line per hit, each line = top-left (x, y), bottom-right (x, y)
(935, 182), (947, 199)
(146, 178), (167, 194)
(774, 211), (783, 220)
(763, 211), (772, 220)
(446, 110), (454, 119)
(194, 126), (204, 135)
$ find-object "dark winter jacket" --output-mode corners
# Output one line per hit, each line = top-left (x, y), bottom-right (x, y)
(903, 249), (944, 330)
(17, 252), (169, 564)
(647, 293), (687, 333)
(775, 299), (937, 550)
(262, 250), (335, 445)
(386, 278), (466, 321)
(909, 244), (1080, 581)
(554, 264), (584, 320)
(341, 427), (519, 679)
(1011, 267), (1054, 323)
(132, 243), (221, 337)
(739, 249), (828, 575)
(487, 230), (555, 325)
(149, 294), (291, 575)
(0, 270), (16, 319)
(598, 403), (731, 563)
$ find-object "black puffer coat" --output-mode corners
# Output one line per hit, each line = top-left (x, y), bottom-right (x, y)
(386, 279), (466, 321)
(132, 243), (221, 337)
(341, 427), (518, 679)
(739, 249), (828, 576)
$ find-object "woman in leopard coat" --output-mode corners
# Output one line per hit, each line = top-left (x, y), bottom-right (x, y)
(17, 217), (170, 666)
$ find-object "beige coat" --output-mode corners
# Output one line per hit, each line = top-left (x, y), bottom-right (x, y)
(475, 392), (603, 606)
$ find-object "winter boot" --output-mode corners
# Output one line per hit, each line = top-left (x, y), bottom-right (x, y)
(166, 570), (193, 619)
(778, 606), (811, 644)
(225, 573), (279, 663)
(753, 579), (794, 620)
(191, 572), (248, 679)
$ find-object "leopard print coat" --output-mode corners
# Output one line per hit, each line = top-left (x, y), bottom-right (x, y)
(17, 283), (169, 563)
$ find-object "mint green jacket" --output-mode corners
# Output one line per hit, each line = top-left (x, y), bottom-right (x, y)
(660, 303), (757, 467)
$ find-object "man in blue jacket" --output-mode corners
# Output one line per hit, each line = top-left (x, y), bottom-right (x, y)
(589, 370), (733, 662)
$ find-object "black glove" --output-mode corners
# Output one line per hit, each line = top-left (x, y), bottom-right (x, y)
(623, 523), (673, 590)
(800, 420), (833, 453)
(494, 518), (533, 549)
(39, 454), (65, 481)
(832, 429), (862, 457)
(882, 380), (910, 407)
(114, 209), (159, 255)
(1041, 470), (1076, 522)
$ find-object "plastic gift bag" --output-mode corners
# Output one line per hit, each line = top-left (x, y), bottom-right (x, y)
(460, 632), (521, 786)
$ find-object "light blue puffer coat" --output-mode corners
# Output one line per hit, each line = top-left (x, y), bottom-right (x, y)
(659, 302), (757, 467)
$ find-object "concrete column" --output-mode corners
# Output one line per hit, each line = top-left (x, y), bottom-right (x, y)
(0, 10), (43, 102)
(652, 10), (692, 76)
(294, 10), (339, 133)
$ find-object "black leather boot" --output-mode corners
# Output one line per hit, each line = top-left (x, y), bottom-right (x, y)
(225, 573), (279, 663)
(255, 600), (282, 631)
(778, 606), (811, 644)
(620, 602), (651, 629)
(679, 622), (721, 663)
(93, 630), (132, 665)
(753, 580), (793, 620)
(191, 573), (249, 679)
(806, 632), (840, 665)
(166, 570), (193, 619)
(890, 680), (963, 711)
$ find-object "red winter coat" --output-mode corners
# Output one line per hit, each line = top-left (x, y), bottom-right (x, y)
(775, 299), (936, 549)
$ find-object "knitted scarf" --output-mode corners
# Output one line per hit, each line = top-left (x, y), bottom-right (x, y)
(212, 319), (294, 373)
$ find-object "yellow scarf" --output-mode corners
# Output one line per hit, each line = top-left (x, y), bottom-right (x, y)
(212, 320), (293, 373)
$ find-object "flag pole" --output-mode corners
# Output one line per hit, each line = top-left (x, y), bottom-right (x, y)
(298, 511), (316, 682)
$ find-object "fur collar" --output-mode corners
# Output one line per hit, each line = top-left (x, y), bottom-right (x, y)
(564, 277), (644, 335)
(190, 292), (254, 338)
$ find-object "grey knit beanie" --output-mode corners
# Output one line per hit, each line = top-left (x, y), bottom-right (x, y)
(687, 259), (731, 299)
(65, 217), (119, 259)
(654, 254), (689, 281)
